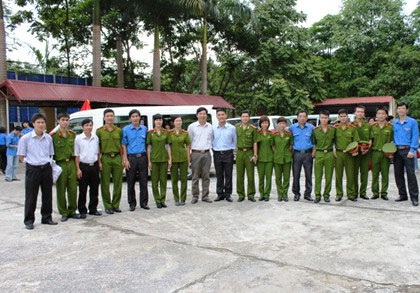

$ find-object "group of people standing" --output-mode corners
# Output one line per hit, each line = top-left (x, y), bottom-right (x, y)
(15, 103), (419, 230)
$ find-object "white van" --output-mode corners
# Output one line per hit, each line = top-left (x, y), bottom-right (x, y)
(286, 114), (355, 127)
(227, 116), (292, 131)
(61, 105), (218, 134)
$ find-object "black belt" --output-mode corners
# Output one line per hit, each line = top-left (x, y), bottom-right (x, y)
(316, 149), (333, 153)
(128, 153), (146, 158)
(294, 149), (313, 154)
(26, 163), (50, 169)
(237, 147), (253, 152)
(80, 161), (98, 167)
(396, 146), (410, 150)
(336, 149), (345, 152)
(213, 149), (233, 154)
(102, 152), (120, 157)
(191, 149), (210, 153)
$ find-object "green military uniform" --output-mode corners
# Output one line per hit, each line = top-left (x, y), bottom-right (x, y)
(272, 130), (293, 200)
(370, 122), (394, 199)
(334, 123), (360, 200)
(257, 130), (274, 200)
(51, 130), (77, 217)
(313, 125), (335, 201)
(96, 125), (123, 210)
(236, 123), (259, 200)
(353, 121), (371, 198)
(170, 129), (191, 204)
(147, 129), (171, 205)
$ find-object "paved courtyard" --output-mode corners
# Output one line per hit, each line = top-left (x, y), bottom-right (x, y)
(0, 163), (419, 292)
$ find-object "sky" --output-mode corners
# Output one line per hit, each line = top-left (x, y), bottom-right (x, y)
(6, 0), (420, 68)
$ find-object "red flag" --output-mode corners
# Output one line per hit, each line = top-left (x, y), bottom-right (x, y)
(80, 99), (91, 111)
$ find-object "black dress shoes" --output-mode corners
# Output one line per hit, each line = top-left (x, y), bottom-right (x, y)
(264, 198), (269, 202)
(237, 197), (245, 202)
(371, 195), (379, 199)
(412, 200), (419, 206)
(381, 195), (389, 200)
(191, 198), (198, 204)
(324, 198), (330, 203)
(225, 195), (233, 202)
(294, 195), (300, 201)
(360, 195), (370, 200)
(161, 203), (167, 208)
(258, 197), (265, 201)
(105, 209), (114, 214)
(129, 205), (136, 211)
(175, 201), (180, 206)
(248, 198), (256, 202)
(214, 196), (225, 202)
(61, 216), (68, 222)
(202, 198), (213, 203)
(89, 211), (102, 216)
(314, 198), (321, 203)
(113, 208), (122, 213)
(180, 201), (186, 206)
(80, 214), (87, 219)
(25, 223), (34, 230)
(304, 196), (314, 201)
(335, 197), (342, 202)
(157, 203), (162, 208)
(42, 219), (58, 225)
(349, 198), (357, 202)
(70, 214), (81, 219)
(284, 197), (289, 202)
(395, 196), (408, 202)
(141, 205), (150, 210)
(278, 198), (282, 202)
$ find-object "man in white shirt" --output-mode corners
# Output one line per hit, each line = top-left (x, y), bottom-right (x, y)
(74, 119), (102, 218)
(187, 107), (214, 203)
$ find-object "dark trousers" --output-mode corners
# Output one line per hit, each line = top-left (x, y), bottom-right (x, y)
(213, 150), (234, 198)
(394, 149), (419, 201)
(78, 162), (100, 214)
(126, 155), (149, 207)
(292, 151), (313, 197)
(0, 145), (6, 172)
(24, 163), (53, 225)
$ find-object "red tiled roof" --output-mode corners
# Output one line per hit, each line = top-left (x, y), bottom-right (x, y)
(0, 80), (234, 109)
(314, 96), (393, 106)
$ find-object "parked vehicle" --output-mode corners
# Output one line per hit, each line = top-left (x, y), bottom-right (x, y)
(227, 116), (292, 131)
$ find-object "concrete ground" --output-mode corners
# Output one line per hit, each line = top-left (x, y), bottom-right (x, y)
(0, 163), (419, 292)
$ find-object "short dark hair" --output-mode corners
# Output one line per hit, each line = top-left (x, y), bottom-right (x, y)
(241, 110), (250, 116)
(216, 108), (226, 114)
(355, 105), (365, 111)
(376, 106), (388, 115)
(31, 113), (47, 123)
(57, 113), (70, 120)
(23, 120), (30, 124)
(81, 118), (93, 127)
(297, 110), (308, 116)
(387, 115), (394, 122)
(153, 113), (163, 121)
(319, 110), (330, 116)
(128, 109), (141, 117)
(259, 115), (270, 128)
(103, 108), (115, 116)
(338, 109), (348, 115)
(196, 107), (208, 115)
(0, 127), (6, 133)
(396, 101), (408, 109)
(277, 116), (287, 124)
(14, 126), (23, 131)
(172, 115), (182, 121)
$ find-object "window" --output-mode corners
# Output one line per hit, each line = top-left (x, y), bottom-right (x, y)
(68, 117), (93, 134)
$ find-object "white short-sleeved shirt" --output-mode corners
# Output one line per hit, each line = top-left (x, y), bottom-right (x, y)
(187, 121), (213, 150)
(17, 131), (54, 165)
(74, 133), (100, 164)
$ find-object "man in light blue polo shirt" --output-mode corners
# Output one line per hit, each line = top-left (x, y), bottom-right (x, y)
(122, 109), (149, 211)
(393, 102), (419, 206)
(289, 110), (315, 201)
(212, 108), (237, 202)
(5, 126), (22, 181)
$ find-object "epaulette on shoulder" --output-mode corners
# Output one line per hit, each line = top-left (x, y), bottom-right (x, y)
(285, 130), (292, 135)
(235, 123), (241, 127)
(258, 129), (263, 133)
(251, 125), (257, 129)
(349, 123), (356, 127)
(96, 126), (104, 130)
(69, 130), (77, 135)
(270, 130), (278, 134)
(181, 129), (188, 133)
(313, 126), (319, 130)
(147, 129), (155, 133)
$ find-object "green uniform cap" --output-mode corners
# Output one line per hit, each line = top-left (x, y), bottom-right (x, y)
(382, 143), (396, 154)
(345, 141), (359, 153)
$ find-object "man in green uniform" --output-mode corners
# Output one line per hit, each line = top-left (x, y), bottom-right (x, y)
(96, 109), (123, 214)
(370, 106), (394, 200)
(353, 105), (372, 200)
(236, 110), (259, 202)
(334, 109), (360, 201)
(147, 114), (172, 208)
(313, 110), (335, 203)
(50, 113), (79, 222)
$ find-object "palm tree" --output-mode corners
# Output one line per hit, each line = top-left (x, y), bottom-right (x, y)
(0, 0), (7, 128)
(92, 0), (101, 87)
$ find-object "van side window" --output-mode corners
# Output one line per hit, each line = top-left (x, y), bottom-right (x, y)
(69, 117), (93, 134)
(159, 114), (212, 130)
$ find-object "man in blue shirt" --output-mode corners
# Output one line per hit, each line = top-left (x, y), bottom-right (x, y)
(5, 126), (22, 181)
(289, 110), (315, 201)
(393, 102), (419, 206)
(0, 126), (6, 174)
(122, 109), (149, 211)
(212, 108), (237, 202)
(21, 120), (33, 135)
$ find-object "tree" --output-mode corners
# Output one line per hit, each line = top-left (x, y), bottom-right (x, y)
(92, 0), (101, 86)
